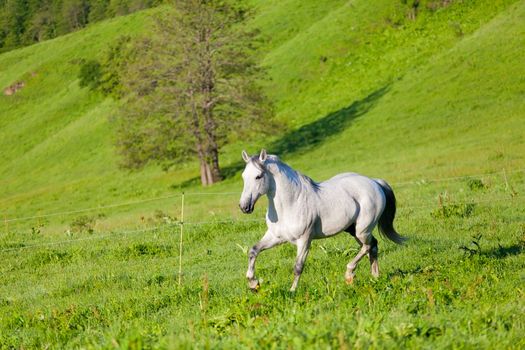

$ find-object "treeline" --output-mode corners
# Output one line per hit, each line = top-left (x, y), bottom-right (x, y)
(0, 0), (162, 53)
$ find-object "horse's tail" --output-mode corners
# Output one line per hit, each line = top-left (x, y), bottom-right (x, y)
(375, 179), (406, 245)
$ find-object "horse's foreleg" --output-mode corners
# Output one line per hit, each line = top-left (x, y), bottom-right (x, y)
(246, 231), (282, 291)
(290, 239), (311, 292)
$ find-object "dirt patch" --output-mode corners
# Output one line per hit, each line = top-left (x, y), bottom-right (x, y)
(3, 81), (25, 96)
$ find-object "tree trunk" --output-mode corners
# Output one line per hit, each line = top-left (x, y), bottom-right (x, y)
(205, 161), (213, 185)
(198, 149), (220, 186)
(200, 161), (207, 186)
(200, 159), (212, 186)
(208, 146), (221, 184)
(200, 25), (222, 185)
(187, 70), (215, 187)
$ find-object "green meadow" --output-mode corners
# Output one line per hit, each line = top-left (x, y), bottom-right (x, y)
(0, 0), (524, 348)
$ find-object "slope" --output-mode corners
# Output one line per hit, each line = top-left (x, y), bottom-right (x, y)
(0, 0), (523, 234)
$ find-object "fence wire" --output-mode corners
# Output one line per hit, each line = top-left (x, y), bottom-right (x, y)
(1, 195), (523, 285)
(2, 168), (523, 225)
(1, 194), (523, 254)
(4, 194), (182, 223)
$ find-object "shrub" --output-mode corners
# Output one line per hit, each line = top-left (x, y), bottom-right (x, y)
(70, 215), (96, 234)
(467, 178), (487, 191)
(78, 60), (102, 90)
(431, 203), (475, 219)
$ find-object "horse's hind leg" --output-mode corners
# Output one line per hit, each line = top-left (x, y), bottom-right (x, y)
(350, 235), (379, 277)
(345, 228), (379, 284)
(369, 236), (379, 277)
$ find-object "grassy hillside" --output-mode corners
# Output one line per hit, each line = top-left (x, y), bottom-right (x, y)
(1, 0), (522, 234)
(0, 9), (191, 232)
(0, 0), (524, 347)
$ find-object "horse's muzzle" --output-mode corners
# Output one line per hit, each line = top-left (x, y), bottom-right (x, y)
(239, 202), (254, 214)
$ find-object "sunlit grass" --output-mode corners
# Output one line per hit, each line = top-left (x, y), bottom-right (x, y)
(0, 0), (524, 347)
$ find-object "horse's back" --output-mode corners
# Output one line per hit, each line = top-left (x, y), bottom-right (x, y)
(316, 172), (386, 234)
(321, 173), (383, 200)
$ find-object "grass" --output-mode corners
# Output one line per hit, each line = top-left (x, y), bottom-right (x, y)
(1, 175), (524, 347)
(0, 0), (524, 347)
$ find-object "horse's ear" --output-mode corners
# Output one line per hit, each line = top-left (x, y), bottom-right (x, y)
(242, 150), (250, 163)
(259, 149), (267, 162)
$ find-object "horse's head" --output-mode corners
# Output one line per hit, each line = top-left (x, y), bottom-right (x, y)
(239, 149), (270, 214)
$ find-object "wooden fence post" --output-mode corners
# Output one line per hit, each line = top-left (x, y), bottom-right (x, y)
(178, 192), (185, 286)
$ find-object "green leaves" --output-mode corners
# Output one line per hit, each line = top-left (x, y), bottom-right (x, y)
(112, 1), (273, 183)
(0, 0), (157, 53)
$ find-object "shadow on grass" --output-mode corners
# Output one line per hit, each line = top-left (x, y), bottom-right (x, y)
(483, 244), (523, 259)
(269, 84), (390, 157)
(174, 85), (390, 188)
(388, 266), (430, 278)
(172, 176), (201, 190)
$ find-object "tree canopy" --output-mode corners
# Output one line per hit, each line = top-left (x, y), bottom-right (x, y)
(111, 0), (273, 185)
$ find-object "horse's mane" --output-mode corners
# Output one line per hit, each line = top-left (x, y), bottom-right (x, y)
(262, 155), (320, 192)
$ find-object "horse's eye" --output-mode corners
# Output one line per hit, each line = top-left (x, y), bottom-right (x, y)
(255, 174), (263, 180)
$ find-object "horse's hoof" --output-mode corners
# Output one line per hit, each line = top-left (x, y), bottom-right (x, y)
(248, 279), (260, 291)
(345, 274), (355, 285)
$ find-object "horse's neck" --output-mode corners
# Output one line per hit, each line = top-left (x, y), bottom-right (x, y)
(267, 163), (307, 218)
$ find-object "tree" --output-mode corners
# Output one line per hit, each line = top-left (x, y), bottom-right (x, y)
(62, 0), (89, 31)
(96, 35), (132, 96)
(107, 0), (129, 16)
(88, 0), (110, 22)
(115, 0), (272, 186)
(25, 7), (56, 42)
(0, 0), (30, 50)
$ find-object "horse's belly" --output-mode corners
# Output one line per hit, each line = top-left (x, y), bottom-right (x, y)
(266, 221), (307, 243)
(316, 218), (351, 238)
(315, 198), (359, 237)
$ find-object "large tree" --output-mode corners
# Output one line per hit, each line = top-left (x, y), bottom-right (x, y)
(115, 0), (271, 185)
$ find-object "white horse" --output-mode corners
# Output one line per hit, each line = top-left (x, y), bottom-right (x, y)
(239, 149), (405, 292)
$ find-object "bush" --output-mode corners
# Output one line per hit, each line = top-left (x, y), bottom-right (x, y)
(70, 215), (96, 234)
(78, 60), (102, 89)
(467, 178), (487, 191)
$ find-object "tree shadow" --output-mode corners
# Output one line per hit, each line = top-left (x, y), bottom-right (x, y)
(174, 85), (390, 188)
(270, 84), (390, 157)
(171, 176), (201, 190)
(224, 85), (389, 177)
